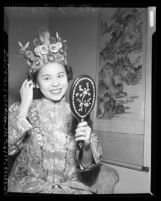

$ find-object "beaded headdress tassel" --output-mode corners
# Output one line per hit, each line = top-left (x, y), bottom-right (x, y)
(18, 27), (67, 75)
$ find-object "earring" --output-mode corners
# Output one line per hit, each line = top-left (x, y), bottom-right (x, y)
(35, 84), (39, 89)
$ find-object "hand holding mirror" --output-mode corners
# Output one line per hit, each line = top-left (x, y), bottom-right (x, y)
(69, 75), (96, 149)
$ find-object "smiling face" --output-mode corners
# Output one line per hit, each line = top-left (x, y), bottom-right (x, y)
(36, 62), (68, 102)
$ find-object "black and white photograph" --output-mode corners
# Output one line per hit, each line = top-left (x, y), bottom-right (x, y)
(3, 5), (156, 196)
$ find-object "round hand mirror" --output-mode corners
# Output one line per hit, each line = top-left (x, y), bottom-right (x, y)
(69, 75), (96, 149)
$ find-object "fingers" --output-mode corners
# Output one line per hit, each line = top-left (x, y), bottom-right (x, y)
(26, 80), (34, 87)
(75, 127), (88, 134)
(76, 121), (91, 133)
(75, 136), (87, 142)
(21, 79), (34, 89)
(75, 130), (87, 137)
(21, 79), (28, 88)
(77, 121), (88, 128)
(75, 132), (90, 141)
(75, 121), (91, 143)
(75, 133), (90, 142)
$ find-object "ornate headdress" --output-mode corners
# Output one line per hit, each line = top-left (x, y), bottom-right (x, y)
(18, 27), (67, 75)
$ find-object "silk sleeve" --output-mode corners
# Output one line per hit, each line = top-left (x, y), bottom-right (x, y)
(90, 132), (103, 164)
(8, 102), (32, 155)
(76, 132), (103, 171)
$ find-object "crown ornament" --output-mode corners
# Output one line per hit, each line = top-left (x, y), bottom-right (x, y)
(18, 27), (67, 75)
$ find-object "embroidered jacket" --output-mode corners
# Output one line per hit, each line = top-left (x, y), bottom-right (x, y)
(8, 98), (102, 194)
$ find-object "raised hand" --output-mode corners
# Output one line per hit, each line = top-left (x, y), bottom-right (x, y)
(19, 79), (34, 118)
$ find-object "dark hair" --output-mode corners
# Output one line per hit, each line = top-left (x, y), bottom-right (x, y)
(27, 64), (73, 84)
(64, 64), (73, 81)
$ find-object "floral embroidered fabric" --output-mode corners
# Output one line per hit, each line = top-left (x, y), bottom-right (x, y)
(8, 98), (102, 194)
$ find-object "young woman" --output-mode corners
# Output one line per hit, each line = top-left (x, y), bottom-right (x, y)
(8, 28), (102, 194)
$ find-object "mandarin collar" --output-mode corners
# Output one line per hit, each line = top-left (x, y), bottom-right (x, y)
(41, 96), (66, 106)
